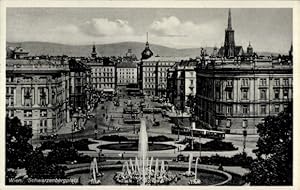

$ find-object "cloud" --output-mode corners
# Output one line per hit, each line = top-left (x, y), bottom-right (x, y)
(79, 18), (134, 37)
(150, 16), (202, 36)
(149, 16), (224, 48)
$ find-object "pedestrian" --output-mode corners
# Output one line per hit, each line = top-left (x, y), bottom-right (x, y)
(122, 152), (125, 160)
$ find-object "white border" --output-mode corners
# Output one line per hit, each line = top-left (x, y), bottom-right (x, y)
(0, 1), (299, 190)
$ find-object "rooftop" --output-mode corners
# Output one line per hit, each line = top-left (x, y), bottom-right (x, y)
(143, 56), (190, 62)
(117, 61), (137, 68)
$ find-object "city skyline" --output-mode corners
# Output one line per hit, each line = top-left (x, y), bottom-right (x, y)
(7, 8), (292, 54)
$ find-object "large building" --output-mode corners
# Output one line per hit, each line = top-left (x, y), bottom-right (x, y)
(88, 59), (116, 93)
(117, 61), (138, 85)
(68, 58), (91, 114)
(167, 59), (197, 110)
(87, 45), (117, 93)
(6, 50), (71, 136)
(194, 9), (293, 134)
(141, 56), (190, 97)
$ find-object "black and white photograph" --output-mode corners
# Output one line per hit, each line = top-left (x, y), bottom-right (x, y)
(2, 1), (297, 187)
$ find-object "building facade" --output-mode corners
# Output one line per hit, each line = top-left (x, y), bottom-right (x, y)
(167, 59), (197, 110)
(195, 55), (293, 134)
(68, 58), (91, 114)
(6, 54), (71, 136)
(141, 56), (190, 97)
(116, 61), (138, 86)
(87, 58), (116, 92)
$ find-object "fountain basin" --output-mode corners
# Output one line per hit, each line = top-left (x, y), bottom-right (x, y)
(67, 164), (232, 185)
(98, 143), (176, 151)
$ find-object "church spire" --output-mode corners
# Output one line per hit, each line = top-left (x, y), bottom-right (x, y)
(146, 32), (149, 48)
(227, 8), (232, 30)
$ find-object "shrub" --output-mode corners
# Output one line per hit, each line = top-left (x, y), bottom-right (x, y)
(184, 139), (238, 151)
(99, 135), (129, 142)
(199, 153), (253, 168)
(40, 139), (95, 151)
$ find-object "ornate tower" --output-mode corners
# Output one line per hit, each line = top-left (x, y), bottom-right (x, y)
(247, 41), (254, 56)
(141, 32), (153, 60)
(91, 44), (97, 58)
(224, 9), (235, 58)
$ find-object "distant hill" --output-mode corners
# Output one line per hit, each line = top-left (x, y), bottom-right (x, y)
(6, 41), (279, 58)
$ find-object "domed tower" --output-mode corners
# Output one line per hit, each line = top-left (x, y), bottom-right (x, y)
(247, 41), (254, 56)
(91, 44), (97, 58)
(141, 33), (153, 60)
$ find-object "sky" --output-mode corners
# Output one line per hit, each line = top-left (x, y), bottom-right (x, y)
(6, 8), (292, 53)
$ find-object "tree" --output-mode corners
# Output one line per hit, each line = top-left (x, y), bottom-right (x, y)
(246, 104), (292, 185)
(6, 117), (33, 169)
(26, 148), (66, 179)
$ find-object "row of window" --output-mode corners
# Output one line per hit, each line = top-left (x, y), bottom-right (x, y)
(93, 84), (114, 89)
(119, 75), (136, 79)
(143, 62), (173, 67)
(224, 88), (290, 100)
(92, 68), (114, 72)
(118, 79), (137, 84)
(6, 87), (15, 95)
(118, 72), (136, 76)
(92, 72), (114, 77)
(24, 110), (48, 117)
(93, 78), (114, 83)
(217, 104), (288, 115)
(225, 78), (291, 87)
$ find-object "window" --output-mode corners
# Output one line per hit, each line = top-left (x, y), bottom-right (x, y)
(283, 78), (289, 86)
(24, 120), (32, 127)
(226, 119), (231, 128)
(241, 89), (248, 100)
(40, 110), (47, 117)
(227, 80), (233, 86)
(283, 89), (289, 99)
(242, 120), (248, 128)
(242, 105), (249, 114)
(227, 105), (233, 115)
(40, 119), (47, 127)
(284, 104), (288, 112)
(260, 89), (267, 100)
(23, 87), (33, 106)
(216, 87), (221, 99)
(260, 105), (266, 114)
(39, 88), (48, 106)
(275, 104), (280, 113)
(242, 79), (249, 86)
(274, 89), (280, 99)
(274, 78), (280, 86)
(260, 78), (267, 86)
(24, 110), (32, 117)
(226, 90), (233, 100)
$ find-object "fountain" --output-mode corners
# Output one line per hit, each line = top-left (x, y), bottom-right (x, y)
(68, 119), (234, 185)
(182, 153), (195, 177)
(113, 119), (177, 185)
(189, 157), (202, 185)
(88, 158), (102, 185)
